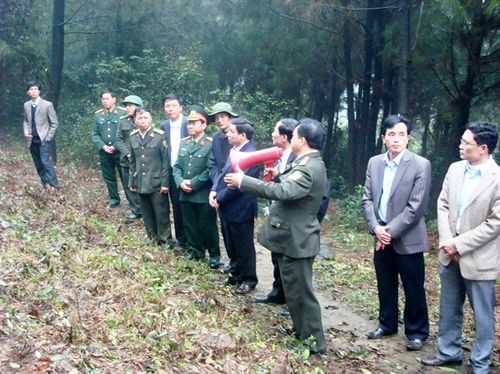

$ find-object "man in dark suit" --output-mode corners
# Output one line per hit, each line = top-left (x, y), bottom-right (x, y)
(422, 121), (499, 373)
(362, 114), (431, 351)
(160, 93), (189, 249)
(23, 80), (59, 192)
(224, 118), (328, 354)
(210, 117), (260, 294)
(207, 102), (238, 272)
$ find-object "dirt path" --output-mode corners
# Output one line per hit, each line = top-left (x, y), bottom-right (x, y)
(251, 241), (475, 373)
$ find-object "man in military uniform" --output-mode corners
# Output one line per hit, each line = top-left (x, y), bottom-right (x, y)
(128, 107), (172, 249)
(173, 108), (220, 268)
(91, 89), (127, 208)
(224, 118), (328, 354)
(116, 95), (143, 220)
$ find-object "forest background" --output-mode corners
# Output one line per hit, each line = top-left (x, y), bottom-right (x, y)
(1, 0), (499, 206)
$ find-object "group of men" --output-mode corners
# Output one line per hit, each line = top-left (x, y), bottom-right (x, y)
(362, 115), (499, 374)
(23, 81), (498, 370)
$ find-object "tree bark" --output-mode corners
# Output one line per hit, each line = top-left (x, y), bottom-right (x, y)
(48, 0), (65, 165)
(396, 0), (410, 116)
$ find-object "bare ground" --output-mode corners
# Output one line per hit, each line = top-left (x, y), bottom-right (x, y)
(0, 130), (498, 373)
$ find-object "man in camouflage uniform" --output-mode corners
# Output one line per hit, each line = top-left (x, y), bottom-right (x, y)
(129, 107), (172, 249)
(116, 95), (143, 220)
(91, 89), (127, 208)
(173, 108), (220, 267)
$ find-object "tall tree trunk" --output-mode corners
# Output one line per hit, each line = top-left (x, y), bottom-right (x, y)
(48, 0), (65, 165)
(396, 0), (410, 116)
(342, 2), (357, 187)
(366, 0), (385, 162)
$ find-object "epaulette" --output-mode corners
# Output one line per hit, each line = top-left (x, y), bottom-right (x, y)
(119, 114), (128, 120)
(181, 136), (191, 142)
(298, 156), (310, 166)
(95, 108), (104, 114)
(117, 106), (127, 111)
(130, 129), (139, 136)
(153, 128), (165, 134)
(206, 136), (213, 142)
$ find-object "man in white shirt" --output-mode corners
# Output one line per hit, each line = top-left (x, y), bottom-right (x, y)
(422, 121), (499, 374)
(254, 118), (298, 305)
(160, 93), (188, 249)
(362, 114), (431, 351)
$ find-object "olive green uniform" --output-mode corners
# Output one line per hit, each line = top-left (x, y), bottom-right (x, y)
(129, 127), (172, 245)
(172, 134), (220, 261)
(239, 151), (327, 353)
(91, 105), (127, 204)
(116, 114), (141, 215)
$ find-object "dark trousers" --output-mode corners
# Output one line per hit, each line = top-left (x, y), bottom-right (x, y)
(169, 173), (186, 247)
(278, 254), (326, 353)
(122, 166), (141, 215)
(181, 201), (220, 260)
(267, 252), (286, 303)
(219, 213), (236, 271)
(374, 244), (429, 340)
(99, 152), (123, 202)
(138, 191), (171, 244)
(222, 219), (258, 287)
(30, 140), (58, 187)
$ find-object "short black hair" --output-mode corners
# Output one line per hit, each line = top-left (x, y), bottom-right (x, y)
(297, 118), (324, 150)
(162, 93), (183, 106)
(380, 114), (411, 136)
(101, 89), (116, 98)
(26, 80), (41, 91)
(466, 121), (498, 154)
(135, 106), (152, 116)
(231, 117), (254, 140)
(277, 118), (298, 142)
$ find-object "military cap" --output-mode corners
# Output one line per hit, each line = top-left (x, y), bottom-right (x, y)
(122, 95), (143, 106)
(208, 102), (238, 117)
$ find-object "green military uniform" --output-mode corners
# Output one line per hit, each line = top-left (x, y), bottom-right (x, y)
(239, 151), (327, 353)
(116, 114), (141, 215)
(129, 126), (172, 246)
(172, 134), (220, 262)
(91, 105), (127, 205)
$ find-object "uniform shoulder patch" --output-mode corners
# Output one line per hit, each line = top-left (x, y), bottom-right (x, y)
(298, 156), (310, 166)
(153, 128), (165, 134)
(181, 136), (191, 142)
(117, 106), (127, 111)
(119, 114), (128, 119)
(95, 108), (104, 114)
(289, 171), (302, 181)
(206, 136), (213, 142)
(130, 129), (139, 136)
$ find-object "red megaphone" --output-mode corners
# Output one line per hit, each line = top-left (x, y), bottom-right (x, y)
(230, 146), (284, 181)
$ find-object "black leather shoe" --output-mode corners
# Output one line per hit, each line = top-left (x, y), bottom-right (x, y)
(406, 338), (424, 351)
(108, 199), (120, 208)
(420, 355), (462, 366)
(279, 306), (290, 317)
(366, 327), (396, 339)
(235, 284), (255, 295)
(208, 258), (220, 269)
(254, 295), (286, 305)
(126, 212), (142, 220)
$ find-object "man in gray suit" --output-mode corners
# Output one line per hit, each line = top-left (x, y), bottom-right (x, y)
(422, 121), (499, 373)
(23, 80), (59, 192)
(362, 114), (431, 351)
